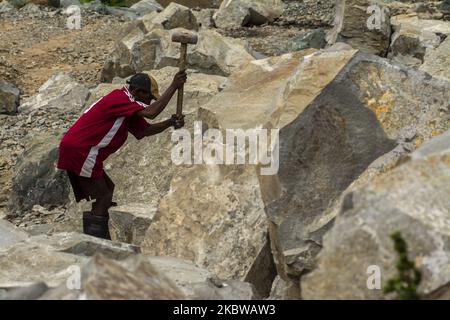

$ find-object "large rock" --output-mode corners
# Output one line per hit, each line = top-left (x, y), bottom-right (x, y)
(83, 83), (122, 110)
(7, 131), (71, 216)
(40, 254), (185, 299)
(327, 0), (391, 56)
(198, 47), (449, 285)
(18, 73), (89, 114)
(0, 232), (139, 288)
(0, 282), (48, 300)
(0, 79), (20, 115)
(104, 67), (226, 208)
(101, 27), (254, 81)
(213, 0), (284, 29)
(141, 164), (271, 288)
(420, 37), (450, 82)
(301, 131), (450, 299)
(388, 14), (450, 68)
(0, 220), (29, 249)
(157, 0), (221, 8)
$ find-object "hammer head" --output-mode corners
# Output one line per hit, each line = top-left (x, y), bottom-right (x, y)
(171, 30), (198, 45)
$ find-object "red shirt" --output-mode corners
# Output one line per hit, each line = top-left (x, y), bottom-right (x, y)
(57, 87), (150, 178)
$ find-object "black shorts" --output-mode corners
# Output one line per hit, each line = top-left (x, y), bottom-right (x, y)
(66, 170), (114, 202)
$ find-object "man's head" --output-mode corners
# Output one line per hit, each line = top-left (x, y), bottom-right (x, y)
(127, 73), (160, 105)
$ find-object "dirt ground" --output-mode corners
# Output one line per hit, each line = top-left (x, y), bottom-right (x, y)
(0, 6), (127, 98)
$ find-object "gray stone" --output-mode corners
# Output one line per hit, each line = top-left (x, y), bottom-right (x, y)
(7, 131), (71, 216)
(157, 0), (221, 8)
(265, 52), (449, 281)
(213, 0), (284, 28)
(420, 37), (450, 82)
(0, 232), (139, 288)
(197, 48), (449, 287)
(327, 0), (391, 56)
(267, 276), (301, 300)
(7, 0), (59, 8)
(148, 2), (198, 30)
(0, 79), (20, 115)
(0, 282), (48, 300)
(0, 219), (29, 249)
(289, 28), (327, 51)
(193, 8), (216, 29)
(301, 131), (450, 299)
(106, 6), (138, 20)
(81, 0), (107, 14)
(18, 72), (89, 114)
(59, 0), (80, 8)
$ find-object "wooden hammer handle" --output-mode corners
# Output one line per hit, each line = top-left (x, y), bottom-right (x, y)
(176, 43), (187, 116)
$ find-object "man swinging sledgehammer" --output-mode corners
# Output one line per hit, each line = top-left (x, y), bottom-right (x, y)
(57, 30), (198, 240)
(57, 70), (186, 239)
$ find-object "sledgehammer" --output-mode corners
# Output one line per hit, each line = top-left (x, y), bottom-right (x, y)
(171, 30), (198, 119)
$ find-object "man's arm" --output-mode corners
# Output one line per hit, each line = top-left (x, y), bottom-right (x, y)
(141, 114), (185, 137)
(135, 85), (177, 120)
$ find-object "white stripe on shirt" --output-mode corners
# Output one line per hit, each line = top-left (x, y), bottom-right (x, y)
(79, 116), (125, 177)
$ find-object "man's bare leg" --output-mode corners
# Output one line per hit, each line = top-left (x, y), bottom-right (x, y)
(91, 172), (115, 216)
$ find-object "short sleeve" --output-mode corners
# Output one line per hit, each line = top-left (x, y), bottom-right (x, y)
(128, 116), (151, 140)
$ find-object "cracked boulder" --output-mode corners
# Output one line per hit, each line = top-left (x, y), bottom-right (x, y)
(301, 130), (450, 299)
(101, 25), (254, 82)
